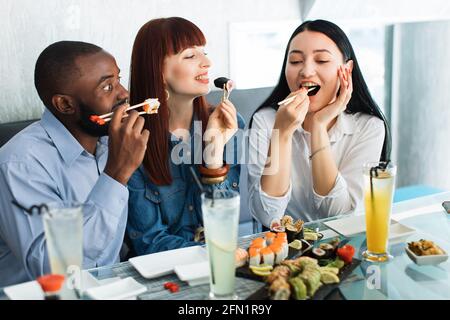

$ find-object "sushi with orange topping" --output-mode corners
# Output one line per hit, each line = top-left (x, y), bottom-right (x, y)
(265, 232), (276, 245)
(89, 115), (106, 126)
(249, 247), (261, 267)
(250, 237), (266, 249)
(260, 247), (275, 266)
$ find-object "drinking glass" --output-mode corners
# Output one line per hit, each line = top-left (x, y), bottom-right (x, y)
(362, 162), (397, 262)
(42, 202), (83, 297)
(201, 190), (240, 299)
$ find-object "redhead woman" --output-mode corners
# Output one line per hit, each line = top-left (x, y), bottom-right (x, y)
(127, 17), (244, 255)
(248, 20), (391, 227)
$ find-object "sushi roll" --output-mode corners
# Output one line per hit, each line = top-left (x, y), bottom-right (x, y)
(273, 237), (289, 260)
(267, 265), (291, 284)
(269, 244), (284, 265)
(289, 277), (307, 300)
(250, 237), (266, 249)
(311, 248), (327, 259)
(276, 232), (287, 240)
(260, 247), (275, 266)
(286, 224), (303, 243)
(248, 247), (261, 267)
(281, 215), (294, 226)
(265, 232), (276, 245)
(235, 247), (248, 268)
(142, 98), (160, 114)
(319, 243), (335, 258)
(269, 218), (284, 232)
(269, 277), (291, 300)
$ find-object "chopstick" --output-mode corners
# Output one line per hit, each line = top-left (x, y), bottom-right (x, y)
(103, 110), (153, 123)
(277, 87), (315, 106)
(99, 99), (158, 119)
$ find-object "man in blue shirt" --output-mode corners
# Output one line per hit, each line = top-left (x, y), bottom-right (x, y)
(0, 41), (149, 286)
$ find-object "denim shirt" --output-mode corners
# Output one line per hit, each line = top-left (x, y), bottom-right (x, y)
(127, 113), (245, 255)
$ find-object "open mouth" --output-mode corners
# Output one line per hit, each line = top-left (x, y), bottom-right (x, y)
(195, 74), (208, 80)
(301, 82), (321, 96)
(195, 73), (209, 83)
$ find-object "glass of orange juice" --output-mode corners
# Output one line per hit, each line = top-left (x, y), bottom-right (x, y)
(362, 161), (397, 262)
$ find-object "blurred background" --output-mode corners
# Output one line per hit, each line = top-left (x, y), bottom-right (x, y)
(1, 0), (450, 233)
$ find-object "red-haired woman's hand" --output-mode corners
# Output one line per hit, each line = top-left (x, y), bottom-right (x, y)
(206, 99), (238, 144)
(312, 65), (353, 128)
(203, 100), (238, 169)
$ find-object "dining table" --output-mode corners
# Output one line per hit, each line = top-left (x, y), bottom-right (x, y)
(2, 191), (449, 300)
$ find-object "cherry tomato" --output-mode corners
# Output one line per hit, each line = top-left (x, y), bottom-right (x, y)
(164, 282), (175, 289)
(168, 284), (179, 293)
(337, 245), (355, 264)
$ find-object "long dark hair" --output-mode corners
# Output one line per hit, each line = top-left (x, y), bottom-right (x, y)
(252, 20), (391, 161)
(130, 17), (210, 185)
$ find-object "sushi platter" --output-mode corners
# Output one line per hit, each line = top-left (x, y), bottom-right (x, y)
(235, 237), (313, 282)
(234, 215), (360, 300)
(245, 255), (360, 300)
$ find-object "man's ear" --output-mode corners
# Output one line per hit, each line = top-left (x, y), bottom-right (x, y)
(51, 95), (76, 115)
(346, 59), (354, 73)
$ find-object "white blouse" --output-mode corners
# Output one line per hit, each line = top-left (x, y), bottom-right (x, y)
(248, 107), (385, 227)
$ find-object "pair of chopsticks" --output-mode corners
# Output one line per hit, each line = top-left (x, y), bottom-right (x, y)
(277, 87), (315, 106)
(100, 99), (159, 123)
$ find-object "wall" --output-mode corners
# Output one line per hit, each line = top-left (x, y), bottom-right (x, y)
(0, 0), (302, 123)
(393, 20), (450, 189)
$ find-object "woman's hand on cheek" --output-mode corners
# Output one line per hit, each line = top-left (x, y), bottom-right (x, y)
(312, 65), (353, 129)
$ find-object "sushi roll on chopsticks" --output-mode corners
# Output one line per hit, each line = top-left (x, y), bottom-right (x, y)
(89, 98), (160, 125)
(214, 77), (234, 102)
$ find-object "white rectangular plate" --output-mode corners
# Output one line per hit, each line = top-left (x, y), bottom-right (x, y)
(389, 221), (416, 244)
(187, 277), (210, 287)
(174, 261), (210, 282)
(323, 215), (416, 242)
(85, 277), (146, 300)
(4, 281), (44, 300)
(129, 245), (208, 279)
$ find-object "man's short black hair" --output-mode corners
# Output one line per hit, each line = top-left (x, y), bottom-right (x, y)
(34, 41), (103, 109)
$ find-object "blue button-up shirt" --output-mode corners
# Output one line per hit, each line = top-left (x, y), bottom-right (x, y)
(127, 114), (245, 255)
(0, 109), (128, 287)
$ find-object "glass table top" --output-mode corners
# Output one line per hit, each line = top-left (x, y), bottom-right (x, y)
(2, 192), (449, 300)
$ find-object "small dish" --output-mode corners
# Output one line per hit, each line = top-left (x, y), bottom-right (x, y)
(405, 246), (448, 266)
(389, 221), (416, 244)
(129, 245), (208, 279)
(187, 277), (210, 286)
(85, 277), (146, 300)
(174, 261), (210, 282)
(4, 280), (44, 300)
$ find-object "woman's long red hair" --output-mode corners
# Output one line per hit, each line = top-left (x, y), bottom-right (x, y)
(130, 17), (210, 185)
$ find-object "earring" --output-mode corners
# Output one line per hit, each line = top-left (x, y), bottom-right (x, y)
(165, 89), (170, 101)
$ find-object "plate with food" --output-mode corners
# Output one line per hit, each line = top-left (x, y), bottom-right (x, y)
(405, 239), (448, 265)
(245, 239), (360, 300)
(235, 215), (327, 282)
(235, 234), (313, 281)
